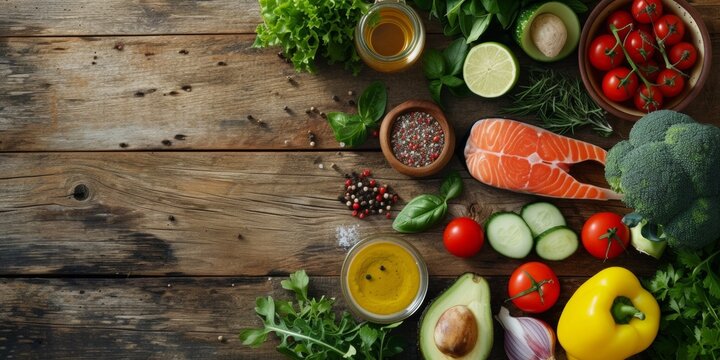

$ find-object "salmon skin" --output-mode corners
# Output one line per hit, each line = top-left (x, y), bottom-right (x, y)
(464, 118), (621, 201)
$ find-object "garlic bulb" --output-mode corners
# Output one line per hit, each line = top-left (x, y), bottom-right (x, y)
(496, 307), (556, 360)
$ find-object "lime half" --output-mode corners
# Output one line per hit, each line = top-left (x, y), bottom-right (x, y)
(463, 42), (519, 98)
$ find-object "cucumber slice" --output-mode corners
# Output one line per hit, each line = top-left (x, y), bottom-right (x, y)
(535, 226), (578, 261)
(485, 212), (533, 259)
(520, 202), (566, 237)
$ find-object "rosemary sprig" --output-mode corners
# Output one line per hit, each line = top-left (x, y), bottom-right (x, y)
(504, 69), (612, 137)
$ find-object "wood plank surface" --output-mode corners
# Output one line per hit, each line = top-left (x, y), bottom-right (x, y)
(0, 276), (599, 360)
(0, 151), (657, 277)
(1, 34), (719, 151)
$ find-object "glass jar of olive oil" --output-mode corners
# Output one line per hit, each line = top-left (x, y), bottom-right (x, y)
(355, 0), (425, 73)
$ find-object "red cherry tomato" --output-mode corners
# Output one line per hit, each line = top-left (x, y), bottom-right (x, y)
(656, 68), (685, 97)
(589, 35), (625, 71)
(654, 14), (685, 46)
(602, 67), (639, 102)
(443, 217), (484, 258)
(624, 29), (656, 63)
(634, 84), (664, 112)
(638, 59), (661, 82)
(607, 10), (635, 40)
(632, 0), (663, 24)
(581, 212), (630, 260)
(507, 262), (560, 313)
(669, 42), (698, 70)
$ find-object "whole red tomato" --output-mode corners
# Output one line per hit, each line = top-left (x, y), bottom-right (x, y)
(656, 68), (685, 97)
(638, 59), (661, 82)
(634, 84), (664, 112)
(507, 262), (560, 313)
(654, 14), (685, 46)
(581, 212), (630, 260)
(589, 35), (625, 71)
(669, 42), (698, 70)
(632, 0), (663, 24)
(624, 29), (655, 63)
(602, 67), (639, 102)
(606, 10), (635, 40)
(443, 217), (484, 258)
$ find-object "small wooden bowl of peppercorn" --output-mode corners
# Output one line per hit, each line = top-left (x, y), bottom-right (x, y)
(379, 100), (455, 177)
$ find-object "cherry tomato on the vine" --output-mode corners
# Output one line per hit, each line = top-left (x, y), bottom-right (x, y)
(654, 14), (685, 46)
(669, 42), (698, 70)
(443, 217), (484, 258)
(602, 67), (639, 102)
(634, 84), (664, 112)
(632, 0), (663, 24)
(589, 35), (625, 71)
(638, 59), (661, 82)
(656, 68), (685, 97)
(607, 10), (635, 40)
(507, 262), (560, 313)
(624, 29), (656, 63)
(581, 212), (630, 260)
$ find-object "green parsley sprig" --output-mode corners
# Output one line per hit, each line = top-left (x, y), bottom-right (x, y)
(240, 270), (404, 359)
(645, 242), (720, 359)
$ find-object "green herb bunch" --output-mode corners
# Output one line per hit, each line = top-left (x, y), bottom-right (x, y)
(646, 242), (720, 359)
(240, 270), (404, 359)
(412, 0), (587, 44)
(327, 81), (387, 148)
(253, 0), (369, 75)
(423, 38), (471, 108)
(504, 68), (613, 137)
(393, 171), (463, 233)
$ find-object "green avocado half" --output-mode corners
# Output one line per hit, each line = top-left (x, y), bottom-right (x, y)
(514, 2), (580, 62)
(418, 273), (492, 360)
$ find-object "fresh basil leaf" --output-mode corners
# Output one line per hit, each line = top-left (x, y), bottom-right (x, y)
(448, 83), (472, 97)
(466, 13), (492, 43)
(558, 0), (588, 13)
(442, 37), (469, 76)
(358, 81), (387, 124)
(444, 22), (462, 36)
(458, 12), (473, 38)
(446, 0), (465, 26)
(423, 49), (446, 80)
(327, 113), (368, 148)
(468, 0), (487, 16)
(412, 0), (433, 11)
(440, 170), (463, 201)
(441, 75), (464, 87)
(480, 0), (499, 13)
(429, 79), (443, 106)
(496, 0), (519, 28)
(392, 194), (448, 233)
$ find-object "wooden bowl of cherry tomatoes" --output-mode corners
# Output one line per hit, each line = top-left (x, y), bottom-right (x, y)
(579, 0), (711, 121)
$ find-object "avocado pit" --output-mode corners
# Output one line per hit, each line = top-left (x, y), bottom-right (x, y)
(531, 13), (567, 58)
(433, 305), (478, 357)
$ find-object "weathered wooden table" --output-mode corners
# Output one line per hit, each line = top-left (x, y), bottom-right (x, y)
(1, 1), (718, 358)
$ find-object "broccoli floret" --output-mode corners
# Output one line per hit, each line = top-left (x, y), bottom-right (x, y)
(628, 110), (694, 147)
(663, 197), (720, 249)
(606, 110), (720, 250)
(665, 123), (720, 196)
(605, 140), (634, 192)
(620, 142), (695, 225)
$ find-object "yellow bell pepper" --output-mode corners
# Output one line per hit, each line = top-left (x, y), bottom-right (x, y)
(557, 267), (660, 360)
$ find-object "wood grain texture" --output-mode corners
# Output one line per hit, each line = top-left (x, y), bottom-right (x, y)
(1, 34), (719, 151)
(0, 276), (611, 360)
(0, 151), (657, 277)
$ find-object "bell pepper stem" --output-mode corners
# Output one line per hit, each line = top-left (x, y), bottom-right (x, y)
(612, 296), (645, 324)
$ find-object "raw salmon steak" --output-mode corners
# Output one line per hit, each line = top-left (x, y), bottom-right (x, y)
(464, 118), (621, 200)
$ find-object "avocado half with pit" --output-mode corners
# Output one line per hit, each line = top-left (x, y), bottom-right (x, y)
(418, 273), (492, 360)
(514, 2), (580, 62)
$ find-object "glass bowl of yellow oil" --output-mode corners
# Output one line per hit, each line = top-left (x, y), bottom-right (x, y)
(341, 236), (429, 324)
(355, 0), (425, 73)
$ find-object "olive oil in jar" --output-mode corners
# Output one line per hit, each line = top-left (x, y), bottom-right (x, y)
(355, 1), (425, 73)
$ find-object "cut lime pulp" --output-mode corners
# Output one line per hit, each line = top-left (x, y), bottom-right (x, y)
(463, 42), (519, 98)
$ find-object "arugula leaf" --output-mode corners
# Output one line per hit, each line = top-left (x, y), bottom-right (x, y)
(239, 270), (405, 359)
(393, 171), (464, 233)
(358, 81), (387, 124)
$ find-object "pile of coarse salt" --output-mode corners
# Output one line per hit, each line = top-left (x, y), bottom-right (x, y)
(336, 224), (361, 250)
